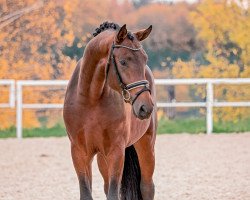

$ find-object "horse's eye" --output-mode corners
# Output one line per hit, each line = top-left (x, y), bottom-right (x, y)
(119, 59), (126, 66)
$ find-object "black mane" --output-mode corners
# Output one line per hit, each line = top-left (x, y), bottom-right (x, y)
(93, 21), (134, 40)
(92, 22), (120, 37)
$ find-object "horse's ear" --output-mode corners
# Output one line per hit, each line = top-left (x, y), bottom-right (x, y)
(134, 25), (152, 41)
(116, 24), (127, 43)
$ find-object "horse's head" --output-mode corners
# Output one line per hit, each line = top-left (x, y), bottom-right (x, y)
(108, 24), (154, 120)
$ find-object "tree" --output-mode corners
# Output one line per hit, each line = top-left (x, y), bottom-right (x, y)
(190, 0), (250, 70)
(126, 2), (203, 68)
(0, 0), (44, 30)
(0, 0), (77, 128)
(188, 0), (250, 122)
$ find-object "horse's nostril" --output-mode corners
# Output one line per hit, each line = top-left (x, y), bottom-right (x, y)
(140, 105), (147, 113)
(139, 105), (151, 119)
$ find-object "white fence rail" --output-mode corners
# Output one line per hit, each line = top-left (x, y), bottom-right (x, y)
(155, 78), (250, 135)
(0, 80), (15, 108)
(16, 80), (68, 139)
(0, 79), (250, 138)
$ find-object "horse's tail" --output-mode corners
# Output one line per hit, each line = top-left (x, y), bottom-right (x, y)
(120, 145), (143, 200)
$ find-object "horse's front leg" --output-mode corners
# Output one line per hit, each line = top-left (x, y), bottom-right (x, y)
(97, 153), (109, 196)
(134, 133), (156, 200)
(105, 145), (125, 200)
(71, 143), (94, 200)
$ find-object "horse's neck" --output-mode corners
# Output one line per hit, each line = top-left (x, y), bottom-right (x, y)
(77, 36), (111, 103)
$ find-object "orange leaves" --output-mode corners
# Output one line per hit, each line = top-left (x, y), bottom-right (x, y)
(0, 0), (78, 81)
(172, 59), (197, 78)
(190, 0), (250, 67)
(185, 0), (250, 122)
(0, 0), (82, 129)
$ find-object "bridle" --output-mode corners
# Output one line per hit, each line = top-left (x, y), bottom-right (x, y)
(106, 42), (151, 105)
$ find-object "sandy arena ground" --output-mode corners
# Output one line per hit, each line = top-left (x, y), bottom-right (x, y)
(0, 134), (250, 200)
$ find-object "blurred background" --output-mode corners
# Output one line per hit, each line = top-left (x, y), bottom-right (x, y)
(0, 0), (249, 137)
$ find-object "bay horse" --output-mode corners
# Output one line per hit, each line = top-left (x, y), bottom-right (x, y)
(63, 22), (157, 200)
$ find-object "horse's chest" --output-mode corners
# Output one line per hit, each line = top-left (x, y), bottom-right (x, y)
(80, 106), (126, 130)
(68, 104), (149, 147)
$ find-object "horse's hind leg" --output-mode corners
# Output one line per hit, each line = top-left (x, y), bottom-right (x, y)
(134, 132), (156, 200)
(71, 143), (94, 200)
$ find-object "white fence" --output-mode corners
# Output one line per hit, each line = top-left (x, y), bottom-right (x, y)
(1, 78), (250, 138)
(16, 80), (68, 139)
(155, 78), (250, 135)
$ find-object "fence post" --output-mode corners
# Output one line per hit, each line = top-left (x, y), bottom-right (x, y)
(16, 82), (23, 139)
(206, 82), (213, 134)
(9, 80), (15, 108)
